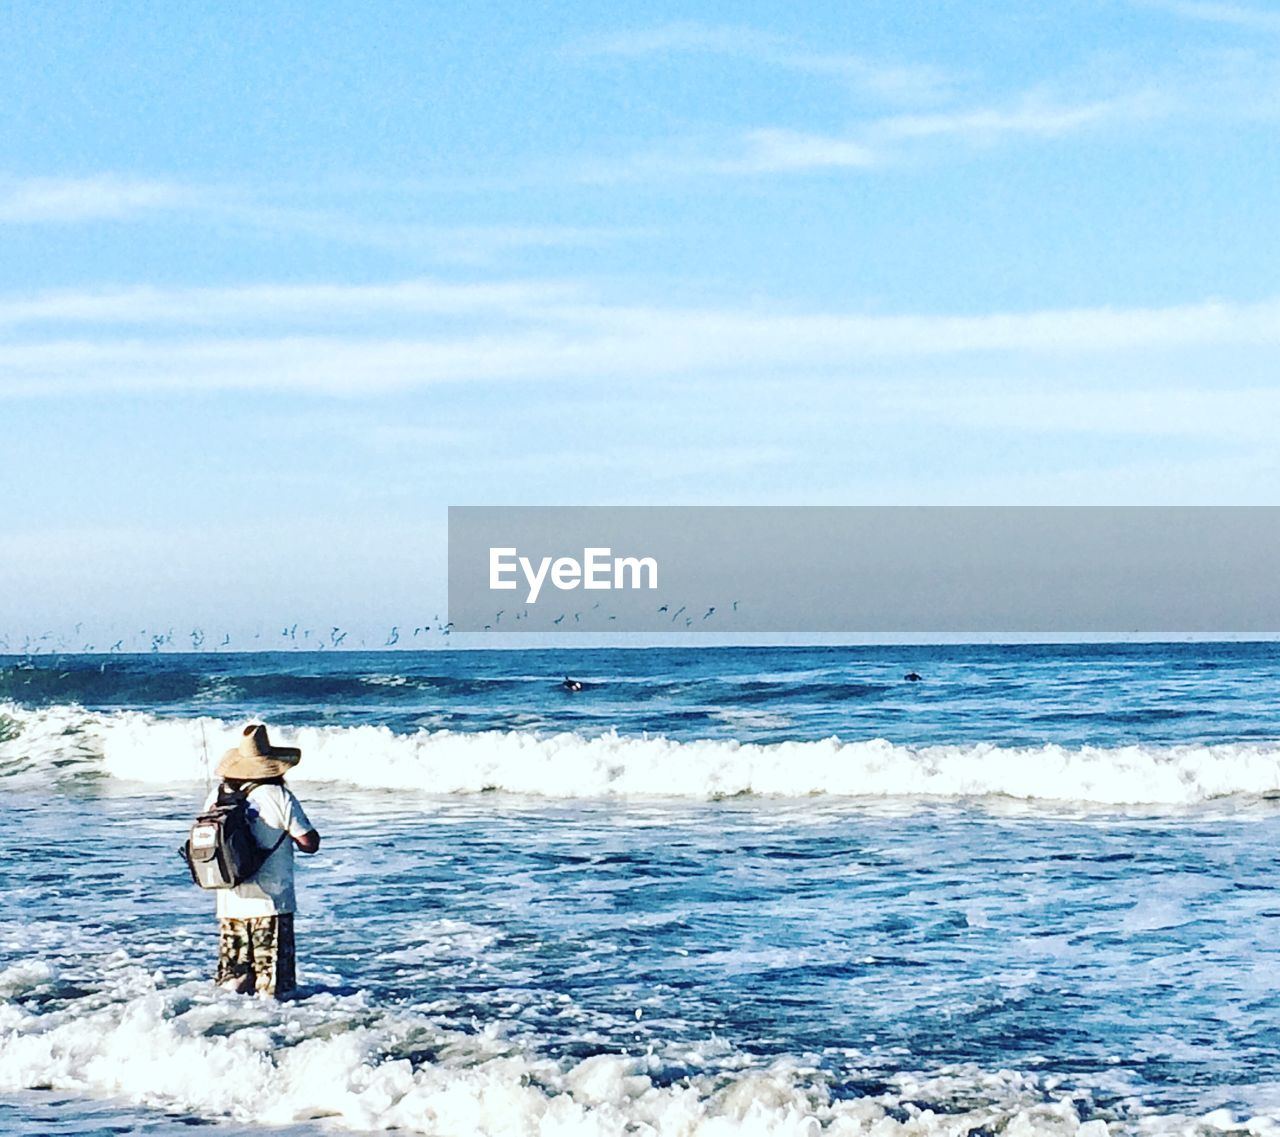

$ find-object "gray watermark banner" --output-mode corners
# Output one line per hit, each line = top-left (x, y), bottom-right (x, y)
(447, 506), (1280, 634)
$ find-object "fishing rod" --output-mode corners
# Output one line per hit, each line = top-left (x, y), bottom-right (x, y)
(199, 719), (211, 793)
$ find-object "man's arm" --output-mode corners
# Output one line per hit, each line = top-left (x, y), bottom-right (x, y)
(281, 789), (320, 854)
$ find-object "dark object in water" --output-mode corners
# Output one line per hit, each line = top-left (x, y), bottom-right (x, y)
(562, 676), (584, 692)
(904, 672), (923, 682)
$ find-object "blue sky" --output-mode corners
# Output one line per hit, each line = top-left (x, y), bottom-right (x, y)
(3, 0), (1279, 647)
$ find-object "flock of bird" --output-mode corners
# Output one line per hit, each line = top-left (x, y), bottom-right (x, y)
(0, 601), (747, 655)
(481, 600), (742, 632)
(0, 614), (927, 688)
(0, 623), (423, 655)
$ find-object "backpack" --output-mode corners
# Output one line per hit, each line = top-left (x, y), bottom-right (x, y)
(180, 781), (289, 889)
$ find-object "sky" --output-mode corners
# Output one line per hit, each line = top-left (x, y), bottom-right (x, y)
(2, 0), (1279, 647)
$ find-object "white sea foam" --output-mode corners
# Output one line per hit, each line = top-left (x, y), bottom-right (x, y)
(0, 969), (1260, 1136)
(4, 702), (1280, 804)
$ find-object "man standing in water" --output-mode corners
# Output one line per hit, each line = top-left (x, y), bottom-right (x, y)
(209, 724), (320, 997)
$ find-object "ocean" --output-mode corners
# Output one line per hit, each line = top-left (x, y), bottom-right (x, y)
(3, 642), (1280, 1136)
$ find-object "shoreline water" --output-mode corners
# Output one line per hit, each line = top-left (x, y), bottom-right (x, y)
(5, 644), (1280, 1134)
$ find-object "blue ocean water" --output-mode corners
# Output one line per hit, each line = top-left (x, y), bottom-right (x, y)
(5, 641), (1280, 749)
(3, 642), (1280, 1135)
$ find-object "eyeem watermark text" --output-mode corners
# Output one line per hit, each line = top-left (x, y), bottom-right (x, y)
(451, 506), (1280, 633)
(489, 547), (659, 604)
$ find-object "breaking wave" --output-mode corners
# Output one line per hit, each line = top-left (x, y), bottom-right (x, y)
(4, 702), (1280, 805)
(0, 963), (1255, 1136)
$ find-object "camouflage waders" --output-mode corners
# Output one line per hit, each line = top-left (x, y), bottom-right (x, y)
(216, 913), (296, 997)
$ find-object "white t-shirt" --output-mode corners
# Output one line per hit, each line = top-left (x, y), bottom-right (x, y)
(203, 782), (315, 919)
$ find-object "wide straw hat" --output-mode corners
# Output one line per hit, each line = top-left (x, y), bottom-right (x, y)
(216, 723), (302, 780)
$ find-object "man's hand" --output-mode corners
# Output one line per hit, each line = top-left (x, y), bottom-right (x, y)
(294, 829), (321, 854)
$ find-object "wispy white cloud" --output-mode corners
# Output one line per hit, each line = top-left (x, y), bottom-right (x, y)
(234, 204), (646, 265)
(0, 173), (641, 268)
(567, 21), (952, 104)
(0, 279), (581, 328)
(728, 129), (881, 172)
(566, 20), (1184, 179)
(0, 175), (197, 223)
(876, 91), (1161, 142)
(845, 449), (1280, 507)
(786, 54), (955, 104)
(579, 87), (1162, 180)
(569, 22), (783, 59)
(0, 334), (592, 396)
(885, 383), (1280, 443)
(723, 92), (1150, 173)
(3, 283), (1279, 397)
(1137, 0), (1280, 32)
